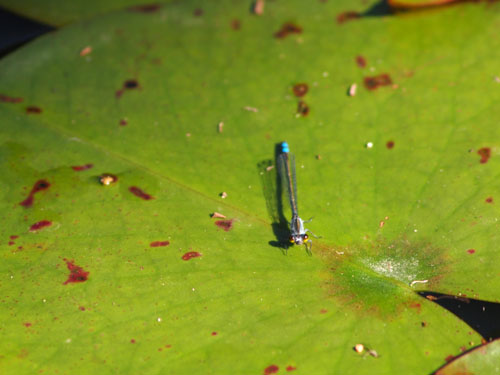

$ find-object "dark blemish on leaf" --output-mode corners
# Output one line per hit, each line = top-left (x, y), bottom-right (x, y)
(211, 331), (218, 336)
(231, 19), (241, 30)
(364, 74), (393, 90)
(0, 94), (23, 103)
(336, 11), (361, 24)
(130, 339), (136, 343)
(150, 241), (170, 247)
(129, 186), (154, 200)
(386, 141), (395, 149)
(478, 147), (491, 164)
(23, 322), (32, 327)
(286, 366), (297, 372)
(215, 220), (233, 231)
(274, 22), (303, 39)
(320, 309), (328, 314)
(79, 306), (85, 311)
(30, 220), (52, 231)
(63, 259), (89, 284)
(467, 249), (475, 254)
(486, 197), (493, 203)
(421, 321), (428, 327)
(293, 83), (309, 97)
(19, 179), (50, 207)
(99, 173), (118, 186)
(182, 251), (201, 261)
(115, 89), (124, 98)
(193, 8), (203, 16)
(72, 163), (93, 171)
(128, 4), (162, 13)
(297, 100), (310, 116)
(124, 79), (139, 89)
(8, 241), (15, 246)
(26, 106), (42, 114)
(445, 355), (454, 363)
(10, 235), (18, 240)
(264, 365), (279, 375)
(356, 55), (367, 68)
(119, 119), (128, 126)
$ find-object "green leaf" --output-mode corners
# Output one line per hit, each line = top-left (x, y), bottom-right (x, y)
(1, 1), (500, 374)
(434, 339), (500, 375)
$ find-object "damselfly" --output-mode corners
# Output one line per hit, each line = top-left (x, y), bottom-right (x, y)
(277, 141), (319, 254)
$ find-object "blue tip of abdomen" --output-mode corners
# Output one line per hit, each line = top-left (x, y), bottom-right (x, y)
(281, 142), (290, 153)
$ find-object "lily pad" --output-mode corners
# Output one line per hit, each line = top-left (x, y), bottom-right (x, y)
(1, 0), (500, 374)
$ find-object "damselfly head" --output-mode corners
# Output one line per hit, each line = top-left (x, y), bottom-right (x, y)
(291, 234), (305, 245)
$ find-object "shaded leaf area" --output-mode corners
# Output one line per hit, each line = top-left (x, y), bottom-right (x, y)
(0, 0), (177, 26)
(1, 0), (500, 374)
(419, 291), (500, 341)
(434, 339), (500, 375)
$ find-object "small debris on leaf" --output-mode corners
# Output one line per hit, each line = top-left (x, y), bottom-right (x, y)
(266, 165), (274, 171)
(365, 142), (374, 149)
(368, 350), (379, 358)
(243, 106), (258, 112)
(274, 22), (303, 39)
(348, 83), (357, 97)
(356, 55), (367, 68)
(79, 46), (92, 57)
(254, 0), (264, 15)
(478, 147), (491, 164)
(364, 74), (393, 90)
(293, 83), (309, 97)
(297, 100), (309, 116)
(99, 173), (118, 186)
(410, 279), (428, 287)
(379, 221), (385, 228)
(354, 344), (364, 353)
(220, 192), (228, 199)
(211, 212), (226, 219)
(218, 122), (224, 133)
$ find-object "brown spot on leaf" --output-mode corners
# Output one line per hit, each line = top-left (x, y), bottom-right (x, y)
(356, 55), (367, 68)
(23, 322), (32, 327)
(297, 100), (310, 116)
(129, 186), (154, 200)
(467, 249), (475, 254)
(193, 8), (203, 16)
(150, 241), (170, 247)
(286, 366), (297, 372)
(386, 141), (395, 149)
(264, 365), (279, 375)
(26, 106), (42, 114)
(215, 220), (233, 231)
(71, 163), (93, 171)
(478, 147), (491, 164)
(364, 74), (393, 90)
(0, 94), (23, 103)
(63, 259), (89, 284)
(124, 79), (139, 89)
(409, 302), (421, 313)
(119, 119), (128, 126)
(274, 22), (303, 39)
(19, 179), (50, 208)
(182, 251), (201, 261)
(231, 19), (241, 30)
(293, 83), (309, 97)
(337, 11), (361, 24)
(29, 220), (52, 231)
(486, 197), (493, 203)
(128, 4), (162, 12)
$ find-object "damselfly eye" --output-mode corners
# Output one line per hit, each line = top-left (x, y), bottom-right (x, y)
(304, 234), (309, 241)
(289, 236), (295, 243)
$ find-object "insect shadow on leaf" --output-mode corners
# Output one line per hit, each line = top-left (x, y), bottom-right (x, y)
(257, 143), (293, 254)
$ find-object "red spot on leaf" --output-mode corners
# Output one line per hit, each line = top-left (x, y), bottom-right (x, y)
(8, 241), (15, 246)
(128, 4), (162, 12)
(337, 11), (361, 24)
(130, 339), (136, 343)
(0, 94), (23, 103)
(63, 259), (89, 284)
(119, 119), (128, 126)
(409, 302), (421, 313)
(320, 309), (328, 314)
(23, 322), (32, 327)
(293, 83), (309, 97)
(286, 366), (297, 372)
(274, 22), (303, 39)
(150, 241), (170, 247)
(19, 179), (50, 208)
(182, 251), (201, 261)
(364, 74), (393, 90)
(445, 355), (455, 362)
(79, 306), (86, 311)
(211, 331), (218, 336)
(264, 365), (279, 375)
(10, 235), (19, 240)
(129, 186), (154, 200)
(356, 55), (367, 68)
(486, 197), (493, 203)
(71, 163), (93, 171)
(467, 249), (475, 254)
(29, 220), (52, 231)
(386, 141), (395, 149)
(215, 220), (233, 231)
(26, 106), (42, 114)
(478, 147), (491, 164)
